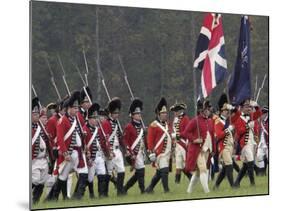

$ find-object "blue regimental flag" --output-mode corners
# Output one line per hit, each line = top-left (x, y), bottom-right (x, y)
(228, 16), (251, 105)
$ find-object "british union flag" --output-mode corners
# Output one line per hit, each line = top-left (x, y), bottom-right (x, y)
(193, 13), (227, 98)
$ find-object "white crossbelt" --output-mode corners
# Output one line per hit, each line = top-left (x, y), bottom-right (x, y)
(131, 128), (144, 151)
(32, 125), (41, 145)
(64, 118), (77, 141)
(87, 127), (98, 149)
(153, 121), (171, 152)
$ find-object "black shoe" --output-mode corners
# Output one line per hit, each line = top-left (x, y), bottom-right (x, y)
(175, 174), (181, 184)
(160, 167), (170, 193)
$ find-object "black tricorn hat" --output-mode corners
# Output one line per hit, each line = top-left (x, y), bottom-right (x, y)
(79, 86), (92, 104)
(155, 97), (168, 114)
(170, 102), (187, 112)
(239, 98), (250, 106)
(46, 102), (57, 111)
(129, 98), (143, 114)
(108, 97), (122, 113)
(63, 91), (80, 108)
(218, 93), (228, 111)
(32, 97), (40, 113)
(88, 103), (100, 119)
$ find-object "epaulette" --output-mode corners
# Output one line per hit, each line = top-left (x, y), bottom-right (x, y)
(215, 118), (221, 125)
(150, 121), (158, 127)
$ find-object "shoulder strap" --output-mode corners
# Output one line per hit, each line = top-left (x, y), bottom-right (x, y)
(87, 127), (98, 148)
(64, 118), (77, 141)
(32, 126), (41, 145)
(131, 128), (144, 151)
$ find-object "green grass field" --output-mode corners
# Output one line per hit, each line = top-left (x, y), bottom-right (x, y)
(32, 163), (269, 210)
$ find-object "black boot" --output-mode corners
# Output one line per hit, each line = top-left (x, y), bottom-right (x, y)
(97, 175), (107, 197)
(123, 173), (138, 193)
(73, 173), (88, 200)
(225, 165), (234, 187)
(51, 178), (66, 201)
(175, 173), (181, 184)
(104, 175), (111, 197)
(145, 169), (161, 193)
(88, 181), (94, 199)
(233, 162), (248, 188)
(160, 167), (170, 193)
(136, 168), (145, 194)
(247, 161), (255, 186)
(32, 184), (44, 204)
(183, 171), (192, 181)
(214, 166), (226, 189)
(117, 172), (126, 196)
(233, 159), (240, 173)
(110, 175), (117, 189)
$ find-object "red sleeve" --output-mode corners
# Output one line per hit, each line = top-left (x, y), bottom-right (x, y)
(147, 124), (156, 151)
(101, 120), (112, 149)
(98, 129), (110, 156)
(230, 110), (241, 124)
(77, 112), (85, 127)
(57, 117), (67, 154)
(46, 117), (56, 139)
(123, 124), (133, 155)
(215, 121), (226, 140)
(181, 117), (197, 142)
(180, 115), (190, 133)
(210, 120), (216, 154)
(235, 119), (247, 137)
(83, 125), (91, 148)
(251, 107), (262, 121)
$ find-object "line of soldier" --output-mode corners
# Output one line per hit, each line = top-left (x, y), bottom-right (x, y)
(31, 87), (269, 203)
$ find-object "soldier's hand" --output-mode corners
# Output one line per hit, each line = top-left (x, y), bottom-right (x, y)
(64, 153), (71, 161)
(250, 100), (258, 107)
(226, 104), (235, 110)
(248, 121), (255, 129)
(193, 138), (203, 144)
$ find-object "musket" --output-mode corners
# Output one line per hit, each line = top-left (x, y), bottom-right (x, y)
(32, 84), (42, 108)
(57, 54), (71, 96)
(118, 55), (146, 129)
(95, 58), (123, 134)
(45, 56), (62, 101)
(82, 49), (89, 86)
(73, 62), (86, 86)
(255, 74), (267, 103)
(253, 75), (258, 100)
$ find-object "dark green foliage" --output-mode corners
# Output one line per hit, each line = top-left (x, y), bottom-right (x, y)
(31, 1), (269, 125)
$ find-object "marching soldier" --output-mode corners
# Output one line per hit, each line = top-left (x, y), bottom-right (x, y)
(233, 99), (262, 187)
(213, 94), (240, 189)
(123, 99), (146, 194)
(170, 102), (191, 184)
(77, 86), (92, 127)
(145, 97), (172, 193)
(255, 106), (269, 176)
(50, 91), (88, 200)
(181, 99), (216, 194)
(102, 97), (128, 196)
(31, 97), (52, 203)
(83, 103), (110, 198)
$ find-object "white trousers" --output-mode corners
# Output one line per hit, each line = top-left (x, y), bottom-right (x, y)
(59, 150), (79, 181)
(32, 158), (48, 185)
(88, 155), (107, 182)
(134, 150), (145, 170)
(106, 148), (125, 175)
(175, 143), (186, 169)
(241, 144), (255, 163)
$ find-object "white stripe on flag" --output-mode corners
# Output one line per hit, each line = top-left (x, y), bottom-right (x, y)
(193, 50), (208, 68)
(201, 72), (208, 98)
(200, 26), (212, 40)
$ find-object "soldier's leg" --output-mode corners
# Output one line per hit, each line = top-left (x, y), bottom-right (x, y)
(233, 162), (247, 187)
(88, 165), (95, 199)
(95, 156), (107, 197)
(232, 158), (240, 173)
(214, 166), (226, 189)
(145, 169), (161, 193)
(175, 144), (183, 184)
(67, 173), (74, 199)
(187, 170), (200, 193)
(160, 167), (170, 193)
(104, 159), (113, 196)
(247, 161), (255, 186)
(225, 165), (234, 187)
(73, 173), (88, 200)
(136, 168), (145, 193)
(123, 172), (138, 193)
(197, 151), (210, 193)
(115, 149), (126, 196)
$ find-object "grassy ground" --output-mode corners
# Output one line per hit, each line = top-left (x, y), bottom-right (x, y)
(32, 163), (269, 210)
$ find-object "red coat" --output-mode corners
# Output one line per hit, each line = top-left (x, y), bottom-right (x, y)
(123, 122), (146, 156)
(234, 108), (262, 149)
(101, 118), (125, 151)
(147, 120), (172, 156)
(46, 115), (60, 149)
(215, 111), (240, 153)
(83, 124), (110, 157)
(172, 114), (190, 149)
(56, 114), (85, 169)
(77, 110), (86, 127)
(181, 115), (216, 172)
